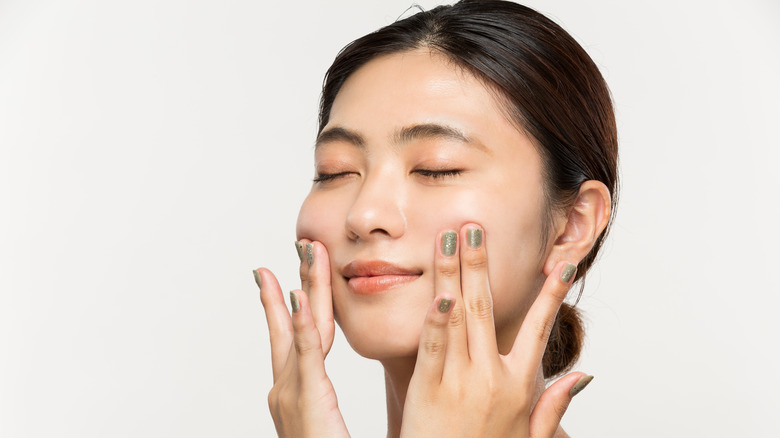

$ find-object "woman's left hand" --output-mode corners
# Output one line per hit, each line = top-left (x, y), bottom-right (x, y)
(399, 224), (591, 438)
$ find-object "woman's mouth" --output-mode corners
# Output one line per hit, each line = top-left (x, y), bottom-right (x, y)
(342, 260), (422, 295)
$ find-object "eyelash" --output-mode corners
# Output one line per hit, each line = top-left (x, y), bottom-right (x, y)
(313, 172), (353, 183)
(313, 169), (463, 183)
(413, 169), (463, 179)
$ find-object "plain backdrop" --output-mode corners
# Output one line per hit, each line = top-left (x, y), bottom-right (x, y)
(1, 0), (779, 436)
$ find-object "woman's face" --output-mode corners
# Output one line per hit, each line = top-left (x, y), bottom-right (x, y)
(296, 49), (551, 360)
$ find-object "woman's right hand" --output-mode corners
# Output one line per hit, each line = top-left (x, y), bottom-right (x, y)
(254, 240), (350, 438)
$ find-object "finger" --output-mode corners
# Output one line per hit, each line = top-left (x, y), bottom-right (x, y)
(289, 289), (329, 390)
(510, 261), (577, 382)
(434, 230), (468, 361)
(458, 224), (499, 360)
(412, 295), (456, 386)
(303, 241), (335, 355)
(529, 372), (592, 438)
(255, 267), (293, 381)
(297, 239), (312, 291)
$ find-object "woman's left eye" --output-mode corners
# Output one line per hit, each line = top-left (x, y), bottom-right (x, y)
(412, 168), (463, 179)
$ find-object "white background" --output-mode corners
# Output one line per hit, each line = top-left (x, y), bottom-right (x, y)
(1, 0), (779, 436)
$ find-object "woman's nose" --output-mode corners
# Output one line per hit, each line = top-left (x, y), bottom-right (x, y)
(345, 171), (406, 241)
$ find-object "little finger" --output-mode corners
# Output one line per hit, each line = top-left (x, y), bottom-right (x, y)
(411, 295), (456, 387)
(510, 261), (577, 382)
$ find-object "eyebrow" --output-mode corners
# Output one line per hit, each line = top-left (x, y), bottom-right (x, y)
(315, 126), (366, 149)
(316, 123), (489, 153)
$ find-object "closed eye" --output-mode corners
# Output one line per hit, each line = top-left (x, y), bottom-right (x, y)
(412, 169), (463, 179)
(313, 171), (356, 183)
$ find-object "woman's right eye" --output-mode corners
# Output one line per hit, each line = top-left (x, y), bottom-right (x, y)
(313, 172), (356, 183)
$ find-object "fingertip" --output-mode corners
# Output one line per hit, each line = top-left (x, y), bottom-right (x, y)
(437, 296), (454, 313)
(560, 262), (577, 284)
(294, 240), (305, 262)
(289, 290), (301, 313)
(461, 223), (484, 250)
(252, 268), (263, 290)
(569, 374), (594, 397)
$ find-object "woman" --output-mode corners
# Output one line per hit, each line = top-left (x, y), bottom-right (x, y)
(254, 1), (617, 436)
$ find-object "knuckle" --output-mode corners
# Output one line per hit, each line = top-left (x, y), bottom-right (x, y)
(267, 386), (279, 407)
(534, 317), (556, 343)
(437, 261), (460, 278)
(422, 339), (446, 357)
(448, 307), (466, 328)
(294, 337), (319, 356)
(467, 295), (493, 319)
(463, 250), (488, 270)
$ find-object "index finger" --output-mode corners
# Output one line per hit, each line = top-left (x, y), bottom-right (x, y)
(255, 267), (293, 381)
(301, 241), (335, 355)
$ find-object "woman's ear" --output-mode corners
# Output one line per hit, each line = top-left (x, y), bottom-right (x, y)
(543, 180), (611, 276)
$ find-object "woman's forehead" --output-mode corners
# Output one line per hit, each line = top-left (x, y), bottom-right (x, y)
(324, 49), (522, 148)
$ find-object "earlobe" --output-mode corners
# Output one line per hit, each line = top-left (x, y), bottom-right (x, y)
(543, 180), (611, 276)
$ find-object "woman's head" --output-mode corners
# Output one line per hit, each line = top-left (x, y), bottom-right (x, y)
(297, 0), (617, 377)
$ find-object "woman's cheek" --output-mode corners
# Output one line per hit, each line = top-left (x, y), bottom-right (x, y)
(296, 192), (342, 241)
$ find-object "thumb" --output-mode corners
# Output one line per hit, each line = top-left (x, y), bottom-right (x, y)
(529, 372), (593, 438)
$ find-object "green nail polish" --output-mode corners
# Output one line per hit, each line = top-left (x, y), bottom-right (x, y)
(570, 375), (594, 396)
(438, 298), (452, 313)
(466, 228), (482, 249)
(305, 243), (314, 266)
(289, 291), (300, 313)
(442, 232), (457, 256)
(295, 241), (304, 261)
(561, 263), (577, 283)
(252, 269), (262, 289)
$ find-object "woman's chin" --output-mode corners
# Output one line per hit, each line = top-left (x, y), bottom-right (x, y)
(338, 321), (422, 361)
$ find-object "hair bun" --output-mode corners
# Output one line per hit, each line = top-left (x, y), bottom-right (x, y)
(542, 302), (584, 378)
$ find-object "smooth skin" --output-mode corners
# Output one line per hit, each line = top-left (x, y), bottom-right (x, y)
(256, 49), (611, 437)
(256, 231), (591, 437)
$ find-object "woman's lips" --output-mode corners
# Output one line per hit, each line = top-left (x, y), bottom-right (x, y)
(342, 260), (422, 295)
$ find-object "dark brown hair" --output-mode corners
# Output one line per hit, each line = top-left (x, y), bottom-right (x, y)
(318, 0), (618, 378)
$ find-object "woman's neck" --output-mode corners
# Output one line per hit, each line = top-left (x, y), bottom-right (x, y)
(380, 356), (416, 438)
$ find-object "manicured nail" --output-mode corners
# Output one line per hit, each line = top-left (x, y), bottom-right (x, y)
(570, 375), (594, 396)
(437, 297), (453, 313)
(289, 291), (300, 313)
(294, 241), (304, 261)
(252, 269), (262, 289)
(442, 232), (457, 256)
(305, 243), (314, 266)
(466, 228), (482, 249)
(561, 263), (577, 283)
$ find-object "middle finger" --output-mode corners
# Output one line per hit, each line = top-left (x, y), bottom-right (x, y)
(459, 224), (499, 361)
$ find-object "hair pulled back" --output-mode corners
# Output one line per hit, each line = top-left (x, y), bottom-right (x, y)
(318, 0), (618, 378)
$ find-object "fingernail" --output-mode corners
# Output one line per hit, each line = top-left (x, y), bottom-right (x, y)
(561, 263), (577, 283)
(437, 297), (453, 313)
(252, 269), (262, 289)
(442, 231), (457, 256)
(305, 243), (314, 266)
(466, 227), (482, 249)
(570, 375), (594, 396)
(294, 241), (304, 261)
(289, 291), (300, 313)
